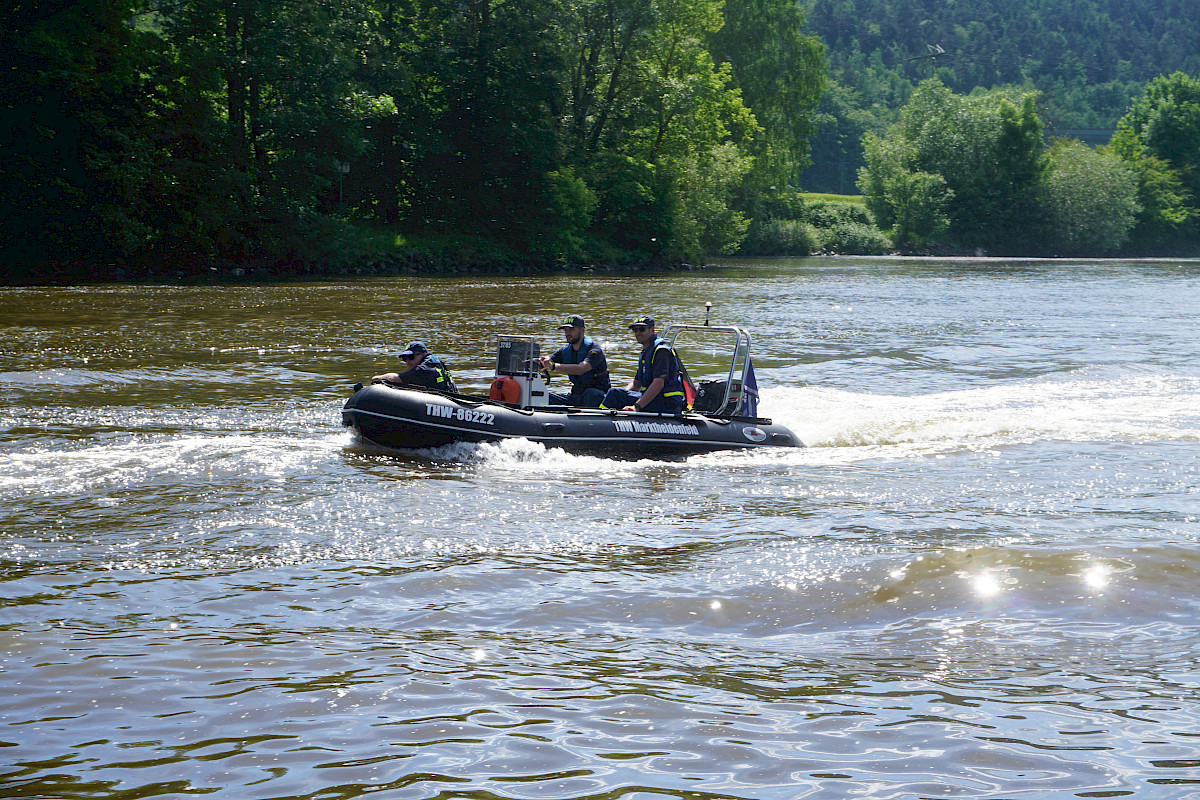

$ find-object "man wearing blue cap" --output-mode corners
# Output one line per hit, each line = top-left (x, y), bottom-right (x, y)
(537, 314), (611, 407)
(600, 316), (686, 414)
(372, 341), (457, 393)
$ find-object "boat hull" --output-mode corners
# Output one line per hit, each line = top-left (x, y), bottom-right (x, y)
(342, 384), (801, 459)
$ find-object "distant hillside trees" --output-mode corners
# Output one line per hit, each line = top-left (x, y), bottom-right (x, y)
(799, 0), (1200, 196)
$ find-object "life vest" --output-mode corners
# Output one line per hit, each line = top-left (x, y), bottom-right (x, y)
(634, 336), (685, 404)
(558, 336), (611, 395)
(406, 355), (457, 393)
(426, 356), (457, 393)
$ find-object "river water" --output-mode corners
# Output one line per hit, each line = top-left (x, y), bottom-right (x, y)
(3, 257), (1200, 799)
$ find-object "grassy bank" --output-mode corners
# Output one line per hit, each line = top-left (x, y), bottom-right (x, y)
(800, 192), (867, 205)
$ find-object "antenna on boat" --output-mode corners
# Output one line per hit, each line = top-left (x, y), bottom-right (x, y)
(704, 301), (712, 326)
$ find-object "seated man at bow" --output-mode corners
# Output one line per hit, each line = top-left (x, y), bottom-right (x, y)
(373, 341), (457, 393)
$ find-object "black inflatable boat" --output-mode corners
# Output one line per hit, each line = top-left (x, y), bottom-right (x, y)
(342, 323), (802, 459)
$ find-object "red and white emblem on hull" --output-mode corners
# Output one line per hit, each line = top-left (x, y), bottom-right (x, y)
(742, 426), (767, 443)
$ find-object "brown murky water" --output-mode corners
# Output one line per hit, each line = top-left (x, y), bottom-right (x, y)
(4, 257), (1200, 799)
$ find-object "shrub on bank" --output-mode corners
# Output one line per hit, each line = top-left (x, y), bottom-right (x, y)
(801, 200), (891, 254)
(815, 220), (892, 254)
(738, 196), (891, 256)
(803, 199), (875, 229)
(739, 218), (820, 256)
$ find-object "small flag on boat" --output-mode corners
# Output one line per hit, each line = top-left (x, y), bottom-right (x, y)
(740, 357), (759, 417)
(676, 349), (698, 409)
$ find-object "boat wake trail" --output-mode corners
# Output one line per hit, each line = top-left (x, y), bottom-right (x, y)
(767, 371), (1200, 451)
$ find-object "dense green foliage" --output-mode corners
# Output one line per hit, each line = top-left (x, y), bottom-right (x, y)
(1044, 139), (1141, 255)
(1110, 72), (1200, 250)
(7, 0), (1200, 275)
(1, 0), (824, 277)
(799, 0), (1200, 194)
(857, 78), (1200, 255)
(739, 195), (887, 255)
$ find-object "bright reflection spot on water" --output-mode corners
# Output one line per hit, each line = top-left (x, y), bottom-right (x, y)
(972, 570), (1003, 597)
(1083, 563), (1110, 590)
(709, 600), (722, 610)
(471, 648), (487, 662)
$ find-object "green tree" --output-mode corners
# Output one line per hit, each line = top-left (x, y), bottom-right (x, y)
(1, 0), (152, 266)
(1042, 139), (1140, 254)
(354, 0), (453, 227)
(800, 80), (888, 194)
(857, 134), (949, 245)
(407, 0), (563, 245)
(861, 79), (1047, 252)
(557, 0), (656, 159)
(539, 167), (598, 259)
(2, 0), (833, 275)
(559, 0), (760, 261)
(1100, 72), (1200, 198)
(583, 152), (663, 256)
(710, 0), (825, 200)
(1108, 139), (1195, 250)
(991, 96), (1049, 246)
(670, 142), (752, 258)
(1110, 72), (1200, 248)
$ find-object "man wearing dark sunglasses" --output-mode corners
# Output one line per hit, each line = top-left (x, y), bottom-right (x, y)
(600, 316), (685, 414)
(372, 341), (457, 393)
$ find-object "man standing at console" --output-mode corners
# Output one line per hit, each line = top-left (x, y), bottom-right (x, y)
(601, 316), (686, 414)
(538, 315), (610, 407)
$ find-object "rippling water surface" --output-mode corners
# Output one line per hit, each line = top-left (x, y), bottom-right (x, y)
(3, 257), (1200, 799)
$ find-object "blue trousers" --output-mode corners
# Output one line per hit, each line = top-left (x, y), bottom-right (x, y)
(550, 388), (606, 408)
(601, 388), (683, 414)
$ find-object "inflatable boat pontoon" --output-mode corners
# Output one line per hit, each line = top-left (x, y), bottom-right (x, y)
(343, 323), (802, 459)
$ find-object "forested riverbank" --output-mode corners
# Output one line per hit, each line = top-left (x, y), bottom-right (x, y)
(4, 1), (1200, 285)
(2, 0), (824, 282)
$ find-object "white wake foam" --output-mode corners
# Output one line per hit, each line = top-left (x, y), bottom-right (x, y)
(764, 371), (1200, 450)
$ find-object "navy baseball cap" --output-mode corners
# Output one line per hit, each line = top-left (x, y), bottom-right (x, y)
(399, 341), (428, 358)
(628, 316), (655, 329)
(558, 315), (586, 329)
